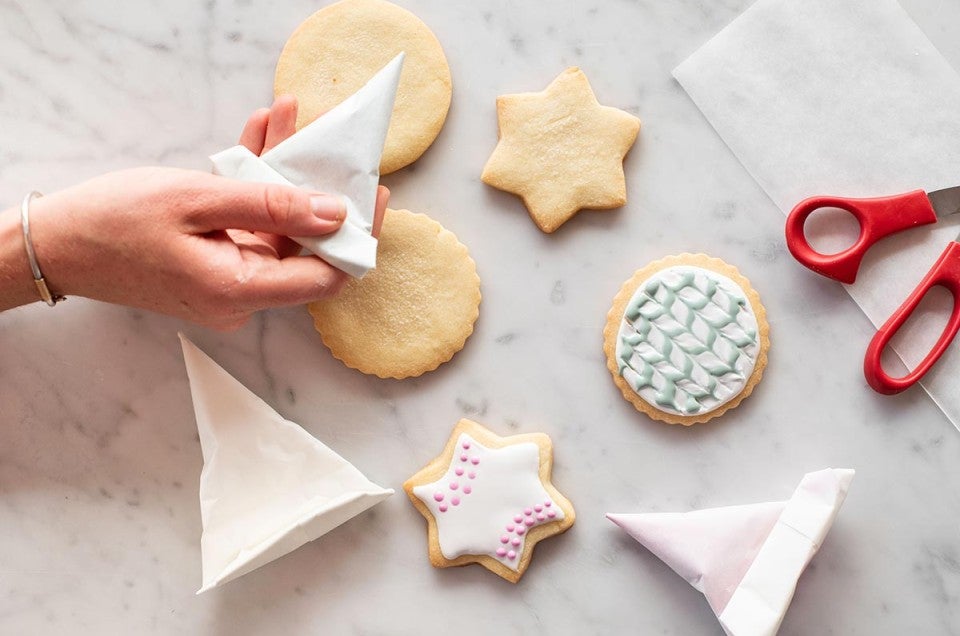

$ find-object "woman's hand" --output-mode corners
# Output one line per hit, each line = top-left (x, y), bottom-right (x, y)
(0, 96), (389, 329)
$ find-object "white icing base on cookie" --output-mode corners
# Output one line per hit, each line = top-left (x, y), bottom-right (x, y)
(411, 434), (564, 571)
(615, 266), (759, 416)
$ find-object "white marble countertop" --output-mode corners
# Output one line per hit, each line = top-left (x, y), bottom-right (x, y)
(2, 1), (960, 634)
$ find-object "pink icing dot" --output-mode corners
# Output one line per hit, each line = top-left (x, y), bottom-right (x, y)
(534, 504), (543, 512)
(516, 526), (526, 536)
(511, 537), (521, 546)
(460, 454), (468, 462)
(547, 509), (557, 518)
(433, 492), (444, 502)
(536, 513), (546, 521)
(449, 482), (459, 491)
(544, 501), (552, 507)
(439, 504), (448, 512)
(471, 457), (480, 465)
(513, 514), (523, 523)
(455, 467), (464, 476)
(500, 535), (509, 544)
(468, 472), (476, 480)
(463, 485), (472, 495)
(507, 550), (516, 560)
(451, 497), (461, 506)
(524, 518), (535, 527)
(462, 441), (471, 450)
(496, 547), (507, 557)
(506, 524), (515, 532)
(525, 508), (534, 516)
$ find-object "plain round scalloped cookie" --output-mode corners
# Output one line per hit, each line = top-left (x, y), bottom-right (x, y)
(603, 254), (770, 426)
(308, 208), (480, 379)
(274, 0), (452, 174)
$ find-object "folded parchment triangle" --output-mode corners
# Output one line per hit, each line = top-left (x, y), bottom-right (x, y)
(211, 53), (405, 278)
(179, 334), (393, 593)
(608, 468), (854, 636)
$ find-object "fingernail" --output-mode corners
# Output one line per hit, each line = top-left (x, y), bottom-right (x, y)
(311, 194), (345, 223)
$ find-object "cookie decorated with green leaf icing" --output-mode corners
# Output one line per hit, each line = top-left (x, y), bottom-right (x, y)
(603, 254), (769, 425)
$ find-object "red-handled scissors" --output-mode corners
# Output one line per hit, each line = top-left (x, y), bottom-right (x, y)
(785, 186), (960, 395)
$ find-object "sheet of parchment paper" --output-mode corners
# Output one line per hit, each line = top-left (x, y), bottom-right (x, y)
(674, 0), (960, 430)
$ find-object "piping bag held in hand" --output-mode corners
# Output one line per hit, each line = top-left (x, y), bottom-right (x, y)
(211, 53), (405, 278)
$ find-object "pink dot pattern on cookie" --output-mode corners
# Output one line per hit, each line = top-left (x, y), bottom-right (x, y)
(430, 438), (482, 514)
(421, 434), (561, 567)
(490, 499), (557, 563)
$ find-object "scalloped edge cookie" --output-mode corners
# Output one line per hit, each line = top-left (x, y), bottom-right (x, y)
(308, 208), (480, 379)
(603, 254), (770, 425)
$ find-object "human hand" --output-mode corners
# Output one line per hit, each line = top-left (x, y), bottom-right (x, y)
(8, 96), (389, 329)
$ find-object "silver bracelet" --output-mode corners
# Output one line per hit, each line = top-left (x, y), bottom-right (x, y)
(20, 191), (65, 307)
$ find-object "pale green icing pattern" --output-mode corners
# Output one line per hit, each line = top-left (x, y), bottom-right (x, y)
(615, 266), (760, 416)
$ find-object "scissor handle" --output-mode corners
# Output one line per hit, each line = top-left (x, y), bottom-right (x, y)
(785, 190), (936, 284)
(864, 241), (960, 394)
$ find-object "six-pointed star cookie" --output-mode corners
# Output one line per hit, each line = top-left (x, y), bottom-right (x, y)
(481, 67), (641, 233)
(403, 418), (575, 583)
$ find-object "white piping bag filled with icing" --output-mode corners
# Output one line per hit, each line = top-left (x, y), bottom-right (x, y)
(608, 468), (854, 636)
(210, 53), (404, 278)
(179, 335), (393, 593)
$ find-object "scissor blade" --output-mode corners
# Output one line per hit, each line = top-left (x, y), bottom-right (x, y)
(927, 185), (960, 218)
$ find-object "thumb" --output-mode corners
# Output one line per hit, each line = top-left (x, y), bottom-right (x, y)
(185, 176), (345, 236)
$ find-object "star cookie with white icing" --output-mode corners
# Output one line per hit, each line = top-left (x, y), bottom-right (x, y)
(403, 419), (575, 583)
(481, 67), (641, 233)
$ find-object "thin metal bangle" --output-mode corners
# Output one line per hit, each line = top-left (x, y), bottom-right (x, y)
(20, 191), (65, 307)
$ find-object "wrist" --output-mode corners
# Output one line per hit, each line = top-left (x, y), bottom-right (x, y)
(0, 202), (43, 310)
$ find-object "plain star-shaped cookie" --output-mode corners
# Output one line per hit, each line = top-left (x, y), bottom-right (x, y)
(403, 419), (575, 583)
(481, 67), (641, 233)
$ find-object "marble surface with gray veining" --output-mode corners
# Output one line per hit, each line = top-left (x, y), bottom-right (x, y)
(2, 1), (959, 634)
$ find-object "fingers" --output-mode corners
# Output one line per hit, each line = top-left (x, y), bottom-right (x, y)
(264, 95), (298, 153)
(239, 108), (270, 154)
(373, 186), (389, 238)
(185, 177), (345, 237)
(240, 254), (349, 307)
(238, 94), (297, 155)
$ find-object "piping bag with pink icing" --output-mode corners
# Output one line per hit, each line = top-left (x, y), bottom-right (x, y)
(210, 53), (404, 278)
(608, 468), (854, 636)
(179, 334), (393, 593)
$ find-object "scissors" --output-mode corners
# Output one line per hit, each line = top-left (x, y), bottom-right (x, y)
(785, 186), (960, 395)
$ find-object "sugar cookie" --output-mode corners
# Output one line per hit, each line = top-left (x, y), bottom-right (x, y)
(307, 208), (480, 379)
(403, 419), (576, 583)
(274, 0), (452, 174)
(603, 254), (769, 425)
(481, 67), (641, 233)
